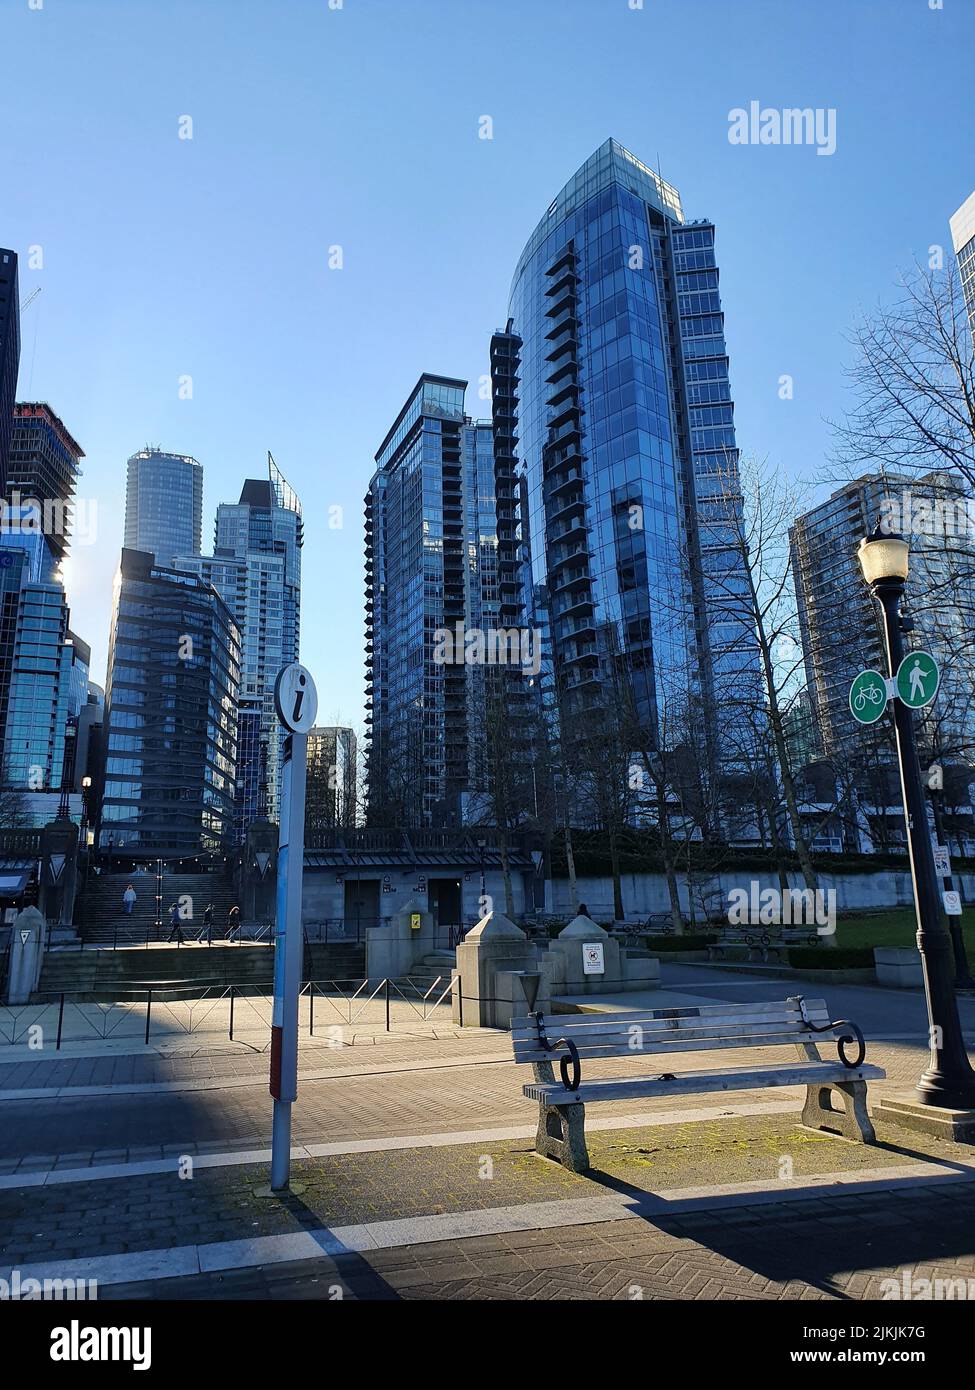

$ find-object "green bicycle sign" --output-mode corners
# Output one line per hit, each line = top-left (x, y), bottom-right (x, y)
(895, 650), (940, 710)
(849, 670), (888, 725)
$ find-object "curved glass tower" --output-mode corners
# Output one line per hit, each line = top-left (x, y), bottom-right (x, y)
(508, 139), (757, 763)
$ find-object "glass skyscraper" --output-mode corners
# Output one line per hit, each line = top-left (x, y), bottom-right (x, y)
(124, 447), (203, 567)
(950, 189), (975, 337)
(0, 250), (20, 498)
(176, 456), (302, 834)
(99, 548), (240, 858)
(506, 139), (758, 769)
(791, 472), (975, 767)
(6, 403), (85, 568)
(364, 375), (505, 826)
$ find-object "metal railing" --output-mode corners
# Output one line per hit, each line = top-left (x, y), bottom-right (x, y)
(53, 922), (274, 951)
(0, 975), (457, 1050)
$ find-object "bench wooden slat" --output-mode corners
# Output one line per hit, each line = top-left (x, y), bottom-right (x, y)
(510, 1014), (830, 1046)
(522, 1061), (885, 1105)
(512, 1031), (836, 1063)
(511, 998), (828, 1032)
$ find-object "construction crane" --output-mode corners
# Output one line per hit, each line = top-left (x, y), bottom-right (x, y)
(20, 287), (42, 312)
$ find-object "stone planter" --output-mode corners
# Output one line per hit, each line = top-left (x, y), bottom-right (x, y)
(874, 946), (923, 989)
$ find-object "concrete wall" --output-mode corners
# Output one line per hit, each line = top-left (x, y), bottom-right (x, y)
(549, 869), (975, 922)
(301, 864), (529, 926)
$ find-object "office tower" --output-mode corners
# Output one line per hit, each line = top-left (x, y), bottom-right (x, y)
(365, 375), (509, 827)
(790, 472), (975, 764)
(176, 455), (301, 832)
(124, 447), (203, 566)
(0, 250), (20, 497)
(950, 189), (975, 336)
(6, 403), (85, 569)
(99, 548), (240, 858)
(1, 582), (76, 794)
(505, 139), (759, 772)
(306, 726), (357, 831)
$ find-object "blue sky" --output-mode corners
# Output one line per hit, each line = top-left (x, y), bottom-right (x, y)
(1, 0), (971, 735)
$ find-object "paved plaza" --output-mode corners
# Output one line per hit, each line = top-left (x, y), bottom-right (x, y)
(2, 962), (975, 1302)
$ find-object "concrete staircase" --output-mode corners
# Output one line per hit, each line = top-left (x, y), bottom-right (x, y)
(37, 943), (275, 1000)
(304, 941), (366, 983)
(75, 871), (241, 944)
(398, 951), (456, 994)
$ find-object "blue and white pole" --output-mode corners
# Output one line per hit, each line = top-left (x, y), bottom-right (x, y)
(270, 663), (317, 1191)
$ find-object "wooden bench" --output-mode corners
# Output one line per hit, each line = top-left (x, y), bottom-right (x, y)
(708, 929), (825, 964)
(510, 995), (885, 1173)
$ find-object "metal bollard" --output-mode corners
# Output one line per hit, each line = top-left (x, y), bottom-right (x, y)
(56, 992), (65, 1051)
(229, 985), (235, 1041)
(385, 977), (390, 1032)
(144, 987), (152, 1045)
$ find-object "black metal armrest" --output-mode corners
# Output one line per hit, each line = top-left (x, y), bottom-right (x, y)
(795, 996), (866, 1068)
(551, 1037), (582, 1091)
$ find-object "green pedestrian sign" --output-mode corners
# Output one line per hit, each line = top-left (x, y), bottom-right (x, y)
(849, 670), (888, 724)
(896, 650), (940, 710)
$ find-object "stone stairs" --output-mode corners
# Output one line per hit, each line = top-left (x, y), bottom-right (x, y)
(37, 943), (275, 1001)
(75, 871), (241, 944)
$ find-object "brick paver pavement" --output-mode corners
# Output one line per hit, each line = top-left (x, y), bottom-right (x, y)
(100, 1181), (975, 1301)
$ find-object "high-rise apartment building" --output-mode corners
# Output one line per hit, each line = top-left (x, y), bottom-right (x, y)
(505, 139), (758, 772)
(791, 472), (975, 764)
(177, 456), (301, 832)
(364, 375), (508, 826)
(124, 448), (203, 566)
(306, 726), (357, 831)
(0, 250), (20, 497)
(950, 189), (975, 335)
(0, 402), (89, 804)
(99, 548), (240, 858)
(6, 403), (85, 567)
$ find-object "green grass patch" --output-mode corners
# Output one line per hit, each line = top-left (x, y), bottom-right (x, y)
(833, 907), (975, 955)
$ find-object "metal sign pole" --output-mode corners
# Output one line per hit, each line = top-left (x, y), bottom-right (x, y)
(269, 662), (316, 1192)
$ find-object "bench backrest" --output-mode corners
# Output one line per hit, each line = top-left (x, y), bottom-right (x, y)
(510, 997), (831, 1065)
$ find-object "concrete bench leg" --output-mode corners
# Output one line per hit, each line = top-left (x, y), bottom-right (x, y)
(801, 1080), (876, 1143)
(535, 1099), (590, 1173)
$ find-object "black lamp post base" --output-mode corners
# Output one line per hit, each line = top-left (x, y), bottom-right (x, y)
(876, 1093), (975, 1144)
(915, 1069), (975, 1113)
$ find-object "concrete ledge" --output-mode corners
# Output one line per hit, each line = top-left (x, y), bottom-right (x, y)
(876, 1093), (975, 1143)
(874, 947), (924, 989)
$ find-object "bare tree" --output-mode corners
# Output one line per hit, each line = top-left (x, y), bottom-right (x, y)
(707, 454), (821, 892)
(829, 259), (975, 488)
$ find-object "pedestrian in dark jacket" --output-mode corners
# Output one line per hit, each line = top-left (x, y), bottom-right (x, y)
(227, 905), (241, 943)
(167, 902), (184, 944)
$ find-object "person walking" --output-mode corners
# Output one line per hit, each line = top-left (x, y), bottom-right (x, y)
(202, 903), (214, 945)
(167, 902), (184, 944)
(226, 904), (241, 943)
(122, 884), (136, 917)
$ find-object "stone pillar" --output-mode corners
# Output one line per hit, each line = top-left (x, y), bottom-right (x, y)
(454, 910), (541, 1028)
(38, 820), (79, 930)
(547, 913), (623, 995)
(4, 905), (46, 1005)
(240, 820), (278, 923)
(366, 896), (433, 980)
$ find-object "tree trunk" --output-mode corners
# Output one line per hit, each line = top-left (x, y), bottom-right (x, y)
(609, 827), (624, 922)
(656, 779), (686, 934)
(564, 824), (578, 910)
(500, 833), (514, 918)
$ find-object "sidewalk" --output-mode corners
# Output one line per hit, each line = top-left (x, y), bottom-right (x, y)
(3, 1108), (974, 1301)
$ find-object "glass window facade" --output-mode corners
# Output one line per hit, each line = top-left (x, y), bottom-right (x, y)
(98, 548), (240, 857)
(507, 139), (760, 763)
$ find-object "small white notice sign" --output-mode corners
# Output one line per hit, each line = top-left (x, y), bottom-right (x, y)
(582, 942), (605, 975)
(943, 891), (962, 917)
(933, 845), (951, 877)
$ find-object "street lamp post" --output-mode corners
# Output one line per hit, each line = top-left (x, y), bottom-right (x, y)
(858, 524), (975, 1110)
